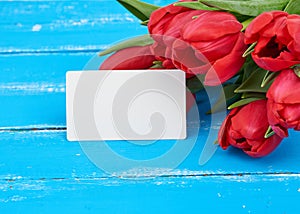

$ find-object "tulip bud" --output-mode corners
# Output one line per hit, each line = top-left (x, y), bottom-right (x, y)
(267, 68), (300, 137)
(218, 100), (284, 157)
(148, 3), (247, 86)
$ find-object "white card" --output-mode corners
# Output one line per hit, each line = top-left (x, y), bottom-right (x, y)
(66, 70), (186, 141)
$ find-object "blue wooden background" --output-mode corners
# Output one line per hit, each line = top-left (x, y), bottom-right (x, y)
(1, 0), (300, 213)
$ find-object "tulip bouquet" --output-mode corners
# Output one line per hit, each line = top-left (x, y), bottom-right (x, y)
(99, 0), (300, 158)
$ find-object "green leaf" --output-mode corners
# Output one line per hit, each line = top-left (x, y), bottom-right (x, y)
(231, 12), (252, 23)
(208, 84), (240, 114)
(261, 71), (278, 87)
(140, 20), (149, 26)
(242, 56), (259, 81)
(233, 73), (244, 84)
(174, 1), (218, 10)
(186, 75), (205, 94)
(241, 17), (254, 31)
(150, 61), (163, 69)
(200, 0), (289, 16)
(99, 35), (154, 56)
(228, 97), (264, 109)
(117, 0), (160, 22)
(243, 42), (256, 57)
(264, 126), (275, 138)
(234, 69), (272, 93)
(241, 92), (266, 99)
(284, 0), (300, 14)
(294, 66), (300, 78)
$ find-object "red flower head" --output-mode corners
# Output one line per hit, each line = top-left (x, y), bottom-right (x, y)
(245, 11), (300, 71)
(148, 2), (198, 72)
(99, 45), (156, 70)
(173, 11), (247, 85)
(218, 100), (284, 157)
(267, 68), (300, 138)
(148, 2), (193, 37)
(148, 4), (247, 86)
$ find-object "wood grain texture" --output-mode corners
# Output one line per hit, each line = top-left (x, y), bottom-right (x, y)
(0, 0), (160, 53)
(1, 175), (300, 213)
(0, 129), (299, 178)
(1, 0), (300, 212)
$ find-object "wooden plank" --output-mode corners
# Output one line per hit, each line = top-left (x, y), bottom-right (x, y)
(0, 175), (299, 213)
(0, 53), (95, 84)
(0, 93), (66, 127)
(0, 0), (173, 53)
(0, 57), (206, 127)
(0, 1), (299, 212)
(0, 53), (96, 127)
(0, 129), (299, 179)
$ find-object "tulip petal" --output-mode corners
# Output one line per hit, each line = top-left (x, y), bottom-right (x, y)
(164, 10), (203, 39)
(253, 36), (271, 54)
(245, 13), (273, 44)
(172, 40), (209, 74)
(182, 11), (242, 41)
(267, 69), (300, 103)
(245, 12), (300, 71)
(218, 108), (239, 150)
(191, 34), (238, 62)
(148, 3), (191, 35)
(245, 11), (287, 44)
(276, 25), (292, 46)
(287, 15), (300, 53)
(99, 45), (156, 70)
(204, 33), (246, 86)
(162, 59), (176, 69)
(231, 100), (269, 139)
(244, 134), (283, 158)
(281, 105), (300, 127)
(219, 100), (283, 157)
(252, 54), (300, 71)
(262, 16), (286, 39)
(186, 64), (211, 75)
(267, 100), (289, 138)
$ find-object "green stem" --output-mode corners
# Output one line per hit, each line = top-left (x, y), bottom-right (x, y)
(261, 71), (278, 87)
(228, 97), (262, 110)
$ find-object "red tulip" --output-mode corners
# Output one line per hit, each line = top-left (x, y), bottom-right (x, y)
(148, 2), (192, 38)
(173, 11), (247, 86)
(150, 42), (194, 78)
(245, 11), (300, 71)
(267, 68), (300, 137)
(150, 42), (176, 69)
(99, 45), (156, 70)
(148, 4), (247, 86)
(218, 100), (284, 157)
(148, 3), (200, 73)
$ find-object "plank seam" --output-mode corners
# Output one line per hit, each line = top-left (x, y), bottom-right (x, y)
(2, 172), (300, 182)
(0, 49), (101, 56)
(0, 127), (66, 132)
